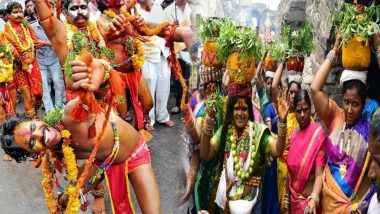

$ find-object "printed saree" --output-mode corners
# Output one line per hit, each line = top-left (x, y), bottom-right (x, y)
(321, 99), (374, 213)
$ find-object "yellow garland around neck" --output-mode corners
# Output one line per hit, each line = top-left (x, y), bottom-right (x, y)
(41, 130), (81, 214)
(6, 22), (33, 52)
(64, 21), (106, 52)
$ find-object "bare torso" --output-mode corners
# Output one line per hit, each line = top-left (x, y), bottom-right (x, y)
(62, 99), (140, 164)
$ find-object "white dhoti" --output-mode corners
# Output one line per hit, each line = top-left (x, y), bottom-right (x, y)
(141, 54), (171, 125)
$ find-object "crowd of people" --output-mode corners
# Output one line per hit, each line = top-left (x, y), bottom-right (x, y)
(0, 0), (380, 214)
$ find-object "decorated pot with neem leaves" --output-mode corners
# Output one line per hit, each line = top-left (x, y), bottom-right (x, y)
(342, 35), (371, 71)
(202, 39), (223, 67)
(264, 56), (277, 72)
(227, 52), (256, 84)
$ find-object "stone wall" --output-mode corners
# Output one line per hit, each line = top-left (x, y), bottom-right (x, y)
(275, 0), (344, 105)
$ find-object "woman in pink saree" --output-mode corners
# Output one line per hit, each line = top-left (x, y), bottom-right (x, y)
(284, 89), (328, 214)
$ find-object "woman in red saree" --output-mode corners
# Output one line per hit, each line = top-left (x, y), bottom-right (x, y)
(284, 89), (328, 214)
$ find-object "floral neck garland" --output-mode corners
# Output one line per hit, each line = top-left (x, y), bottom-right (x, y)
(226, 122), (257, 180)
(6, 22), (33, 52)
(40, 108), (81, 213)
(40, 109), (121, 213)
(5, 21), (34, 71)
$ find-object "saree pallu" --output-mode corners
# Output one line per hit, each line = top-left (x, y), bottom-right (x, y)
(322, 162), (374, 214)
(287, 123), (327, 214)
(326, 117), (370, 199)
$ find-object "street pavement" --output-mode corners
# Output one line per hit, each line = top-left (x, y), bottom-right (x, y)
(0, 97), (189, 214)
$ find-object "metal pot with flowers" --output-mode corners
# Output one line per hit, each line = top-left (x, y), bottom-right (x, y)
(331, 2), (380, 70)
(282, 22), (315, 73)
(217, 24), (262, 85)
(197, 17), (232, 67)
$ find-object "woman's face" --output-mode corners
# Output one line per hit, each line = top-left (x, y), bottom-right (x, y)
(295, 99), (311, 129)
(233, 98), (249, 130)
(343, 88), (364, 126)
(288, 83), (299, 110)
(14, 120), (61, 152)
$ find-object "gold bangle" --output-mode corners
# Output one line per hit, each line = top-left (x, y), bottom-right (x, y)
(326, 50), (337, 66)
(90, 188), (105, 198)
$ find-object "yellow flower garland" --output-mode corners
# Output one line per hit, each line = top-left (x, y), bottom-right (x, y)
(64, 21), (107, 52)
(0, 61), (13, 83)
(41, 151), (58, 213)
(41, 129), (81, 214)
(6, 23), (33, 52)
(131, 39), (145, 69)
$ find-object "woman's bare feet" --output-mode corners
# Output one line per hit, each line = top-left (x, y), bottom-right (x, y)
(92, 197), (106, 214)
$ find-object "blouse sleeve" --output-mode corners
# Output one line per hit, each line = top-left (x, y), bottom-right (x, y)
(260, 128), (274, 155)
(211, 127), (223, 153)
(315, 143), (327, 167)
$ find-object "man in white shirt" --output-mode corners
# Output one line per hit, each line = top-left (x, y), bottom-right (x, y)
(163, 0), (192, 114)
(137, 0), (174, 130)
(368, 109), (380, 214)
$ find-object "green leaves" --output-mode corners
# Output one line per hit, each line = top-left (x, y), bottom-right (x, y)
(216, 23), (262, 63)
(331, 2), (380, 46)
(43, 108), (63, 128)
(197, 17), (233, 41)
(281, 22), (315, 57)
(265, 43), (286, 60)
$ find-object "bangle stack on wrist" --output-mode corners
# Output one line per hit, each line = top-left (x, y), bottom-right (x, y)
(307, 192), (320, 205)
(202, 115), (215, 136)
(326, 50), (338, 66)
(376, 49), (380, 63)
(277, 121), (287, 138)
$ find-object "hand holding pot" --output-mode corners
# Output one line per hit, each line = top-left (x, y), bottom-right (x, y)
(333, 30), (342, 53)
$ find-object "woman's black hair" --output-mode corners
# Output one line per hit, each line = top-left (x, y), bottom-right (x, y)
(0, 117), (31, 163)
(342, 79), (367, 103)
(6, 2), (22, 14)
(293, 89), (311, 110)
(288, 81), (301, 91)
(220, 96), (255, 146)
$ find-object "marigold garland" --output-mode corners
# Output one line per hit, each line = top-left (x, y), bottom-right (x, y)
(62, 144), (77, 181)
(5, 22), (34, 71)
(119, 6), (170, 36)
(5, 22), (33, 52)
(41, 151), (58, 214)
(131, 39), (145, 70)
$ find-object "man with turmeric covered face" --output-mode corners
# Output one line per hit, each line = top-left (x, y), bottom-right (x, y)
(5, 2), (43, 118)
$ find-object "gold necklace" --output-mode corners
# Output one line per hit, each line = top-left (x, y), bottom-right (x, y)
(338, 122), (354, 177)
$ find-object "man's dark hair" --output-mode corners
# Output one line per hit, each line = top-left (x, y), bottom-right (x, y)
(25, 0), (34, 6)
(6, 2), (23, 14)
(64, 0), (89, 9)
(0, 117), (31, 163)
(0, 9), (6, 16)
(370, 109), (380, 138)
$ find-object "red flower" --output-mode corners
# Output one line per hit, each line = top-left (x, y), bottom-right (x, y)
(240, 152), (247, 161)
